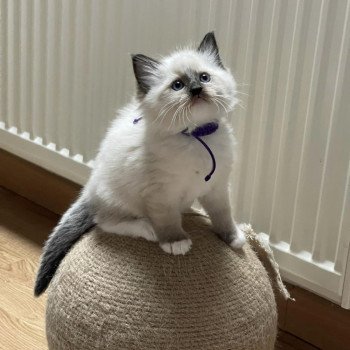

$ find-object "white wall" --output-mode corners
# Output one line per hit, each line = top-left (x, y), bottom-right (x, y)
(1, 0), (349, 307)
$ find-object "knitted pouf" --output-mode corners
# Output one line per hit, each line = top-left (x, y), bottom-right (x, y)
(46, 213), (289, 350)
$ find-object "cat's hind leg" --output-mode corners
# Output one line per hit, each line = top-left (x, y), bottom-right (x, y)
(99, 218), (158, 242)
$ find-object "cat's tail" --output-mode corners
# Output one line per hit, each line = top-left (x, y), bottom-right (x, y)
(34, 195), (96, 297)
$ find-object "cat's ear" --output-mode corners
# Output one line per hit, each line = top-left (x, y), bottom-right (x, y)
(132, 54), (160, 95)
(198, 32), (224, 68)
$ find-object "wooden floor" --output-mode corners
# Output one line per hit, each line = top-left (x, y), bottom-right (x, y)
(0, 187), (58, 350)
(0, 186), (316, 350)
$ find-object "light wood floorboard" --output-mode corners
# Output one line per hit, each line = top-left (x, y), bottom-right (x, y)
(0, 187), (58, 350)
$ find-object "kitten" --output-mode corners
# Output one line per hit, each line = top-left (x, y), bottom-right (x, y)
(34, 32), (246, 296)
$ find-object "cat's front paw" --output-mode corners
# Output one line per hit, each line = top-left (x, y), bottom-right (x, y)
(160, 239), (192, 255)
(230, 227), (246, 249)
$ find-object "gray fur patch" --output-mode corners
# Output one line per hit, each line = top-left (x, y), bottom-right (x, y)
(34, 196), (95, 296)
(178, 70), (203, 96)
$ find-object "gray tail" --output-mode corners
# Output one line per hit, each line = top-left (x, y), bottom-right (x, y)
(34, 196), (95, 296)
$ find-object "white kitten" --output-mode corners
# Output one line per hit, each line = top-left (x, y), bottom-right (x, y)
(34, 32), (245, 296)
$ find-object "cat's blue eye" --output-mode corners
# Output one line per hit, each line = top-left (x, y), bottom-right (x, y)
(171, 80), (184, 91)
(200, 73), (211, 83)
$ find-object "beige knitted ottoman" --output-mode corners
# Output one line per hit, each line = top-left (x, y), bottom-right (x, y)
(46, 213), (289, 350)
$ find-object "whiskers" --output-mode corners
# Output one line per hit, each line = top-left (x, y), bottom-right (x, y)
(211, 91), (248, 113)
(168, 98), (188, 131)
(151, 97), (195, 131)
(235, 90), (248, 111)
(152, 100), (178, 127)
(211, 93), (231, 115)
(184, 104), (197, 128)
(152, 90), (247, 132)
(167, 97), (200, 131)
(235, 99), (246, 111)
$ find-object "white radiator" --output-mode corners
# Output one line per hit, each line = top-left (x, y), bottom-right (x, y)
(1, 0), (349, 308)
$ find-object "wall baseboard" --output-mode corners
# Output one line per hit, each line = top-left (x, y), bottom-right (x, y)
(0, 148), (81, 215)
(0, 123), (91, 186)
(277, 283), (350, 350)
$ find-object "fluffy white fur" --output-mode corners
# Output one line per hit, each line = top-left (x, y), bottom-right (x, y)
(83, 33), (245, 255)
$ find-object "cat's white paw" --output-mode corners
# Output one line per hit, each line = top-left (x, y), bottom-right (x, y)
(160, 239), (192, 255)
(230, 227), (246, 249)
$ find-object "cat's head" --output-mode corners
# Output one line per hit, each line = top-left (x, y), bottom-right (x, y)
(132, 32), (237, 133)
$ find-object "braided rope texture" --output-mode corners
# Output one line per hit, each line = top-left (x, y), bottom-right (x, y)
(46, 215), (277, 350)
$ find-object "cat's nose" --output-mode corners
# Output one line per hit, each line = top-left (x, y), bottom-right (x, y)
(190, 86), (203, 97)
